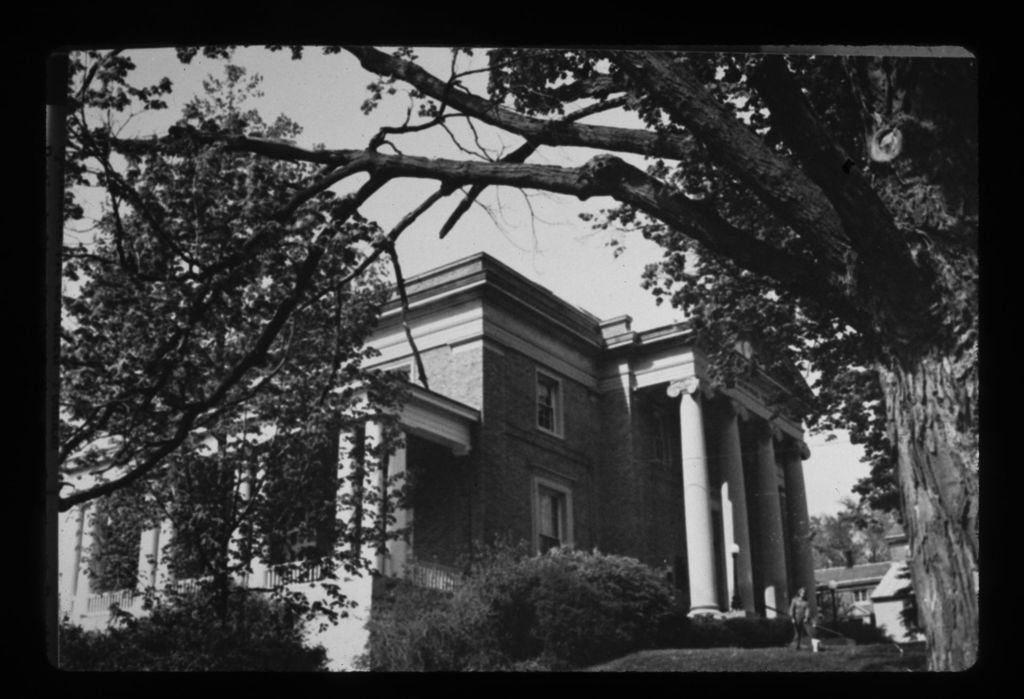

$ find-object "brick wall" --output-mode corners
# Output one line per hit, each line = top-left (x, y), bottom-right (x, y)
(476, 345), (598, 553)
(615, 387), (686, 568)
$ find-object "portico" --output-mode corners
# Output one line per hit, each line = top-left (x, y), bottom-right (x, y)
(60, 383), (479, 633)
(613, 318), (813, 619)
(661, 373), (813, 617)
(347, 384), (479, 580)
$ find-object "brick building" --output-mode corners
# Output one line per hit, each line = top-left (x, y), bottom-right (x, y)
(359, 253), (815, 619)
(59, 253), (817, 666)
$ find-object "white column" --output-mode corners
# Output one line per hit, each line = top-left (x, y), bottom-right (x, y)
(370, 421), (411, 579)
(752, 421), (789, 617)
(337, 425), (365, 566)
(231, 466), (261, 587)
(668, 377), (718, 615)
(782, 438), (816, 618)
(59, 506), (86, 617)
(137, 526), (160, 590)
(72, 503), (98, 616)
(721, 401), (755, 615)
(388, 437), (411, 579)
(154, 519), (174, 590)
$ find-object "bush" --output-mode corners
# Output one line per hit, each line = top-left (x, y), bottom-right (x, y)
(357, 578), (504, 671)
(58, 586), (328, 671)
(657, 612), (793, 649)
(482, 547), (675, 667)
(360, 545), (676, 670)
(818, 619), (892, 645)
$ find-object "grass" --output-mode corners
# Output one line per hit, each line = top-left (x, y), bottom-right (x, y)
(583, 642), (928, 672)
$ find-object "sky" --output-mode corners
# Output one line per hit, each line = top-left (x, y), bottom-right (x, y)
(71, 45), (870, 516)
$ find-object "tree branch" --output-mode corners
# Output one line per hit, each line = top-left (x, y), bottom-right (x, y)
(439, 95), (628, 240)
(58, 179), (387, 511)
(343, 47), (700, 163)
(136, 131), (861, 327)
(387, 248), (429, 391)
(114, 131), (867, 331)
(606, 51), (853, 273)
(749, 56), (941, 342)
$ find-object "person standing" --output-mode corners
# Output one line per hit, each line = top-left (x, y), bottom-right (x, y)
(788, 587), (813, 650)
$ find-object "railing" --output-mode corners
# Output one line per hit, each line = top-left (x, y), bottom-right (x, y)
(168, 575), (212, 594)
(406, 561), (461, 592)
(84, 588), (138, 614)
(263, 558), (332, 588)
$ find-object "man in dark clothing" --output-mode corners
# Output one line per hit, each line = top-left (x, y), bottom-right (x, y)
(788, 587), (813, 650)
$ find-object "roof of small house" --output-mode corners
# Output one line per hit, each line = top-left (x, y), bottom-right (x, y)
(871, 561), (914, 600)
(850, 601), (874, 618)
(814, 561), (893, 588)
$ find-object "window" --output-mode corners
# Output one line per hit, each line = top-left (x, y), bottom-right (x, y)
(382, 362), (415, 382)
(534, 478), (573, 553)
(651, 408), (670, 461)
(372, 361), (416, 387)
(536, 370), (563, 436)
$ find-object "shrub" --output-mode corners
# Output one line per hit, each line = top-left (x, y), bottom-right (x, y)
(722, 616), (794, 647)
(818, 619), (892, 645)
(480, 548), (675, 666)
(360, 545), (676, 670)
(357, 578), (504, 671)
(58, 586), (328, 671)
(657, 613), (793, 649)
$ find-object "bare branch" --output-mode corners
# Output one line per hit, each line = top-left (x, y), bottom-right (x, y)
(114, 128), (866, 331)
(343, 47), (698, 163)
(387, 248), (429, 391)
(439, 95), (628, 239)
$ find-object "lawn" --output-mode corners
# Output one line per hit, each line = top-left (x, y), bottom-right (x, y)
(584, 642), (928, 672)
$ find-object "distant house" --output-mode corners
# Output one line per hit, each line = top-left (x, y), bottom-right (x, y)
(869, 528), (923, 642)
(814, 526), (923, 642)
(59, 253), (820, 667)
(815, 561), (893, 624)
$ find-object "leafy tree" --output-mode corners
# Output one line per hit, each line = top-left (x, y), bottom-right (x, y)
(54, 46), (978, 670)
(59, 59), (406, 629)
(809, 497), (894, 569)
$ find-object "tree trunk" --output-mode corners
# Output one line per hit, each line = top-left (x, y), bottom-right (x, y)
(880, 351), (978, 671)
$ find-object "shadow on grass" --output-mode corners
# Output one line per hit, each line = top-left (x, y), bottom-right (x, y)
(584, 643), (927, 672)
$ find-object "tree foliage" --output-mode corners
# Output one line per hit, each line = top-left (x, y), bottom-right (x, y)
(60, 55), (402, 514)
(61, 59), (408, 631)
(809, 497), (895, 569)
(361, 544), (675, 671)
(58, 585), (328, 671)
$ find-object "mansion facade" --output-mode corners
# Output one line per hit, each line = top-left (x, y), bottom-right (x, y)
(59, 253), (817, 664)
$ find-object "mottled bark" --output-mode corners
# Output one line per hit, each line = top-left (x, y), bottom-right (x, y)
(880, 350), (978, 671)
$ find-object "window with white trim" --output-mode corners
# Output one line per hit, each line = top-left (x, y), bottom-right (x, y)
(534, 477), (573, 553)
(536, 369), (563, 437)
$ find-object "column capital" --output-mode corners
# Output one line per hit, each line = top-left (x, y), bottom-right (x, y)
(667, 376), (701, 398)
(778, 435), (811, 461)
(728, 397), (751, 422)
(799, 441), (811, 460)
(754, 419), (784, 442)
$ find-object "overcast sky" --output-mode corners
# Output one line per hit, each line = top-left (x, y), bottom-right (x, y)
(72, 45), (869, 516)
